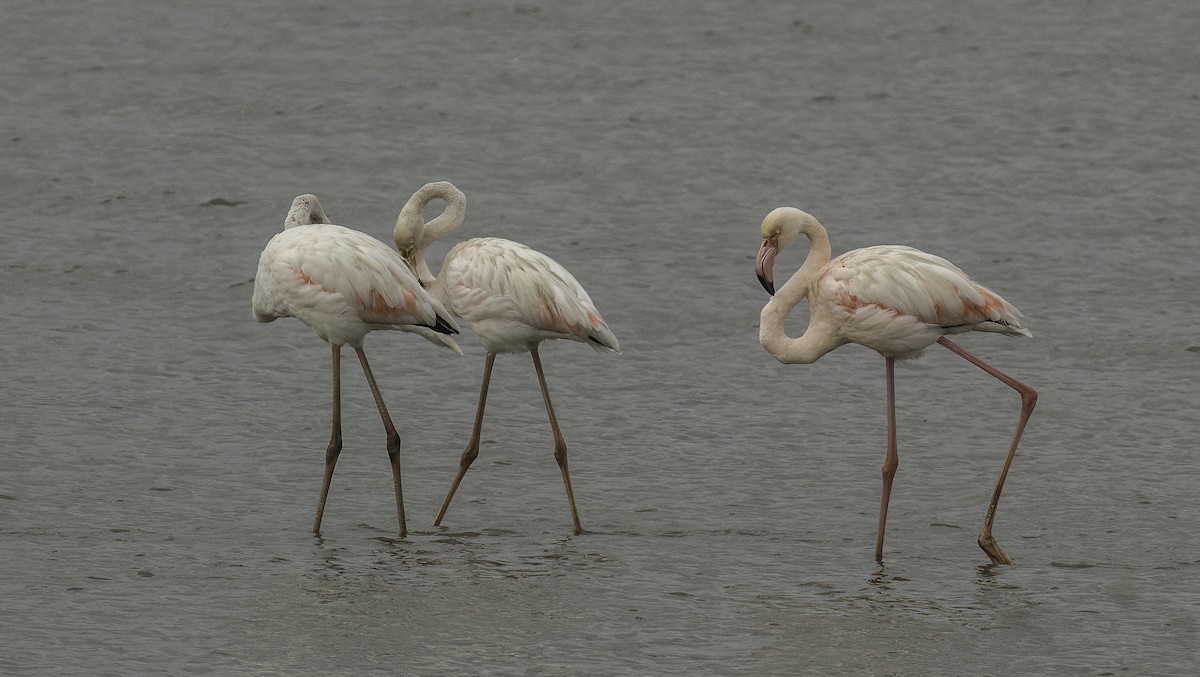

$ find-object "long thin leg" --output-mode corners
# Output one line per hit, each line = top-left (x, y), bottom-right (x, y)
(435, 352), (495, 527)
(937, 337), (1037, 565)
(531, 346), (584, 535)
(314, 344), (343, 534)
(876, 357), (898, 562)
(353, 345), (407, 538)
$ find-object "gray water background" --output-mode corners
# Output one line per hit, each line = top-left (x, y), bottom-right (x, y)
(2, 1), (1198, 674)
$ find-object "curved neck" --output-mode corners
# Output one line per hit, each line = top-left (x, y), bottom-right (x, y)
(419, 187), (466, 245)
(759, 223), (840, 364)
(395, 182), (466, 284)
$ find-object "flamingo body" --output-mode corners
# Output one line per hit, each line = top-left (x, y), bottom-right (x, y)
(253, 223), (460, 347)
(796, 244), (1031, 362)
(431, 236), (619, 354)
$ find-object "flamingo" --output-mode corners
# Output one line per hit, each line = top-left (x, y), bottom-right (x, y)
(252, 194), (462, 537)
(754, 207), (1037, 564)
(393, 181), (620, 535)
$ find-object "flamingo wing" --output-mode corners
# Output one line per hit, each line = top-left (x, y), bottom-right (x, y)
(438, 237), (619, 350)
(273, 224), (458, 331)
(823, 246), (1028, 334)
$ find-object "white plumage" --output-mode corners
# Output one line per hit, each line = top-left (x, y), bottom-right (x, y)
(393, 181), (619, 534)
(253, 222), (461, 348)
(755, 207), (1037, 565)
(816, 244), (1029, 359)
(252, 194), (461, 537)
(431, 236), (619, 354)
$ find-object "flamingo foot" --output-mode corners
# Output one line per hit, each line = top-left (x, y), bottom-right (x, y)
(978, 532), (1014, 565)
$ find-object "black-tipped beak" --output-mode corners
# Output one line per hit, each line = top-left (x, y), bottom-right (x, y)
(755, 239), (776, 296)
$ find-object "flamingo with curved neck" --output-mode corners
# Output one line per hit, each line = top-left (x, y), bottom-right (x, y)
(755, 207), (1037, 565)
(394, 182), (620, 535)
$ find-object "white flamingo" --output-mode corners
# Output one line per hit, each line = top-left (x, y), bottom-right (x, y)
(252, 194), (462, 537)
(393, 181), (620, 534)
(755, 207), (1037, 564)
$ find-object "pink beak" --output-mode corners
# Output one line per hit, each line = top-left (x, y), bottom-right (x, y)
(756, 240), (777, 295)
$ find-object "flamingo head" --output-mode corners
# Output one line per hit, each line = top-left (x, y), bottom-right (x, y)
(393, 222), (422, 267)
(393, 202), (425, 264)
(756, 207), (821, 296)
(755, 208), (801, 295)
(283, 194), (331, 229)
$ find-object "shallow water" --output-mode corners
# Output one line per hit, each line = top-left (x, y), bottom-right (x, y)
(3, 1), (1199, 674)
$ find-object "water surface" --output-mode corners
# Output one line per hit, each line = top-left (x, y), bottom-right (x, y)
(2, 1), (1198, 674)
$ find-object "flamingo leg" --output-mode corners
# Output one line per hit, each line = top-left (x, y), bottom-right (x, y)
(531, 346), (584, 535)
(314, 344), (343, 534)
(435, 352), (495, 527)
(353, 345), (407, 538)
(937, 337), (1037, 565)
(876, 357), (899, 562)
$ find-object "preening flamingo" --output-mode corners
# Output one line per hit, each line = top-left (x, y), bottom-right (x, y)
(393, 182), (620, 535)
(754, 207), (1037, 564)
(252, 194), (462, 537)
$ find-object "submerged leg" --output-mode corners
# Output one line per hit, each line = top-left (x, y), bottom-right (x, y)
(435, 353), (495, 527)
(876, 357), (899, 562)
(937, 337), (1038, 565)
(314, 344), (343, 534)
(353, 345), (407, 538)
(531, 346), (584, 535)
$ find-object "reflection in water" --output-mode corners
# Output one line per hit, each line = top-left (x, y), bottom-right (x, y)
(303, 529), (620, 603)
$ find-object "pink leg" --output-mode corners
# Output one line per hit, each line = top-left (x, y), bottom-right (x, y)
(876, 357), (898, 562)
(937, 337), (1037, 565)
(313, 344), (342, 534)
(353, 345), (407, 538)
(435, 352), (495, 527)
(531, 346), (584, 535)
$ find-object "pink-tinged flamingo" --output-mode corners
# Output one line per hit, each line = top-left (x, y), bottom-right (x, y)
(754, 207), (1037, 564)
(252, 194), (462, 537)
(393, 182), (620, 534)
